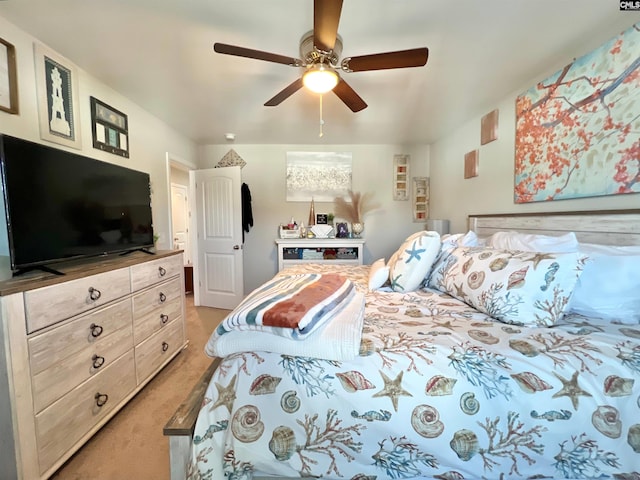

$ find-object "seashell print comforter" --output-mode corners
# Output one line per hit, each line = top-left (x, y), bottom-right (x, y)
(188, 264), (640, 479)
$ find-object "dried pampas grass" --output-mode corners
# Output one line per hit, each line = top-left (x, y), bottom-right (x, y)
(333, 190), (379, 224)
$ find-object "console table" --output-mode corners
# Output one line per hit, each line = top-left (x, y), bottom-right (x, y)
(0, 250), (187, 480)
(275, 238), (365, 271)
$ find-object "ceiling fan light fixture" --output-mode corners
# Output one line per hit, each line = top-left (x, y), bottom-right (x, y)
(303, 64), (339, 94)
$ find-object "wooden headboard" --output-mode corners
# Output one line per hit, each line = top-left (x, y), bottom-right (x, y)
(468, 209), (640, 246)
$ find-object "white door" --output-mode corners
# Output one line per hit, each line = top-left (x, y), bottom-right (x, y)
(192, 166), (244, 309)
(171, 183), (190, 262)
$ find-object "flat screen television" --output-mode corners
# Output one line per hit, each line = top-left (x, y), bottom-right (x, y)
(0, 134), (154, 274)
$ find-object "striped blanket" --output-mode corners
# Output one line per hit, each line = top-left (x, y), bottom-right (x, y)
(213, 273), (358, 340)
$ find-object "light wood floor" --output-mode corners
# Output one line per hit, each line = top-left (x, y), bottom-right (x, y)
(50, 294), (228, 480)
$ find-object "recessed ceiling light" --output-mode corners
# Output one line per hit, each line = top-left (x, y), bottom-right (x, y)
(225, 133), (235, 141)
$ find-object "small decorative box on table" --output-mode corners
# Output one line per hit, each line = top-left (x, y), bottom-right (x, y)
(275, 238), (366, 271)
(279, 226), (301, 239)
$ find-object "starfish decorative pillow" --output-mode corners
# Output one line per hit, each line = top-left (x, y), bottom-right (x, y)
(388, 231), (441, 292)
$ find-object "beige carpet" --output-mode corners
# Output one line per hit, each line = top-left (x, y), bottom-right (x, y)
(50, 295), (228, 480)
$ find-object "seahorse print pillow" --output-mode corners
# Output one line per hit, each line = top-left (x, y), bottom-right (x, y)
(428, 246), (585, 327)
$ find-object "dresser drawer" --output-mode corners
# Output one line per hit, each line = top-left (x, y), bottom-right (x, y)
(28, 298), (132, 376)
(31, 324), (133, 413)
(132, 277), (183, 344)
(130, 253), (182, 292)
(135, 318), (184, 383)
(24, 268), (131, 333)
(35, 350), (136, 474)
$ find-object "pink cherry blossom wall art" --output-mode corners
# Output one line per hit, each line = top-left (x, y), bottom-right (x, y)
(514, 22), (640, 203)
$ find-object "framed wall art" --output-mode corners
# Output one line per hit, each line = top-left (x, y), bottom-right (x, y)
(480, 109), (498, 145)
(90, 96), (129, 158)
(286, 151), (352, 202)
(34, 42), (81, 149)
(515, 22), (640, 203)
(464, 149), (479, 179)
(0, 37), (19, 114)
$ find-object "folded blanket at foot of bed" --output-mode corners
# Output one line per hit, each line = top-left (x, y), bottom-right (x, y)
(206, 273), (365, 361)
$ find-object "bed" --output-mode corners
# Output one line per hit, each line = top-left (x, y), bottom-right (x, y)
(168, 210), (640, 480)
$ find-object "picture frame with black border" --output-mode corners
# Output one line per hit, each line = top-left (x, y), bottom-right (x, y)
(0, 37), (19, 114)
(90, 96), (129, 158)
(336, 222), (349, 238)
(34, 42), (82, 149)
(316, 213), (328, 225)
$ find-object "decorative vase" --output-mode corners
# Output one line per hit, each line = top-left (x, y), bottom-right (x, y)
(351, 222), (364, 237)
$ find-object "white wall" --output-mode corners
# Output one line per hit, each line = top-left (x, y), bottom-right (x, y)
(199, 144), (429, 293)
(0, 15), (197, 278)
(429, 33), (640, 234)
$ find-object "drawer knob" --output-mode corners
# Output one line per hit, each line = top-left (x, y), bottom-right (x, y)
(159, 292), (167, 303)
(92, 354), (105, 369)
(160, 313), (169, 324)
(159, 266), (167, 277)
(88, 287), (102, 301)
(94, 392), (109, 408)
(162, 341), (169, 352)
(89, 323), (104, 338)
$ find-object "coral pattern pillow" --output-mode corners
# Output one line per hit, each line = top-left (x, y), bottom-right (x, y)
(388, 231), (441, 292)
(428, 246), (584, 327)
(368, 258), (389, 291)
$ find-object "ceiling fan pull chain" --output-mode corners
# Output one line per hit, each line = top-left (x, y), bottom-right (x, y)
(319, 94), (324, 137)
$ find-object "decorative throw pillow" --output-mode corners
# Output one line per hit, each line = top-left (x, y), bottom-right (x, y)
(388, 231), (441, 292)
(567, 243), (640, 323)
(368, 258), (390, 291)
(426, 231), (480, 286)
(488, 231), (579, 253)
(428, 246), (584, 327)
(441, 231), (480, 252)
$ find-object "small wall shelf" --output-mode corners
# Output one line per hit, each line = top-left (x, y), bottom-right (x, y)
(393, 154), (410, 201)
(413, 176), (430, 222)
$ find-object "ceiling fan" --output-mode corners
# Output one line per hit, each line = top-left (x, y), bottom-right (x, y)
(213, 0), (429, 112)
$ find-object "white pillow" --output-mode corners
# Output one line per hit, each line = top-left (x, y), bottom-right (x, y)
(488, 231), (579, 253)
(567, 243), (640, 323)
(428, 246), (584, 327)
(441, 231), (480, 253)
(368, 258), (389, 291)
(388, 231), (441, 292)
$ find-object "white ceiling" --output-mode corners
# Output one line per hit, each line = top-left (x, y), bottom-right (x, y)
(1, 1), (639, 145)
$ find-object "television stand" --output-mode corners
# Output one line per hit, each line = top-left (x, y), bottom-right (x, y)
(13, 265), (65, 277)
(119, 247), (156, 256)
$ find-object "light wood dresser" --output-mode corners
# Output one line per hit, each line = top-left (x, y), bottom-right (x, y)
(0, 250), (187, 479)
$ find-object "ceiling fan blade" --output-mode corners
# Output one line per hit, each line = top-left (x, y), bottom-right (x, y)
(342, 47), (429, 72)
(333, 78), (367, 112)
(214, 43), (303, 66)
(264, 78), (304, 106)
(314, 0), (343, 52)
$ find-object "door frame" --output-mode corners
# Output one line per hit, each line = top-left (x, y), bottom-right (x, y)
(170, 182), (190, 254)
(165, 152), (196, 264)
